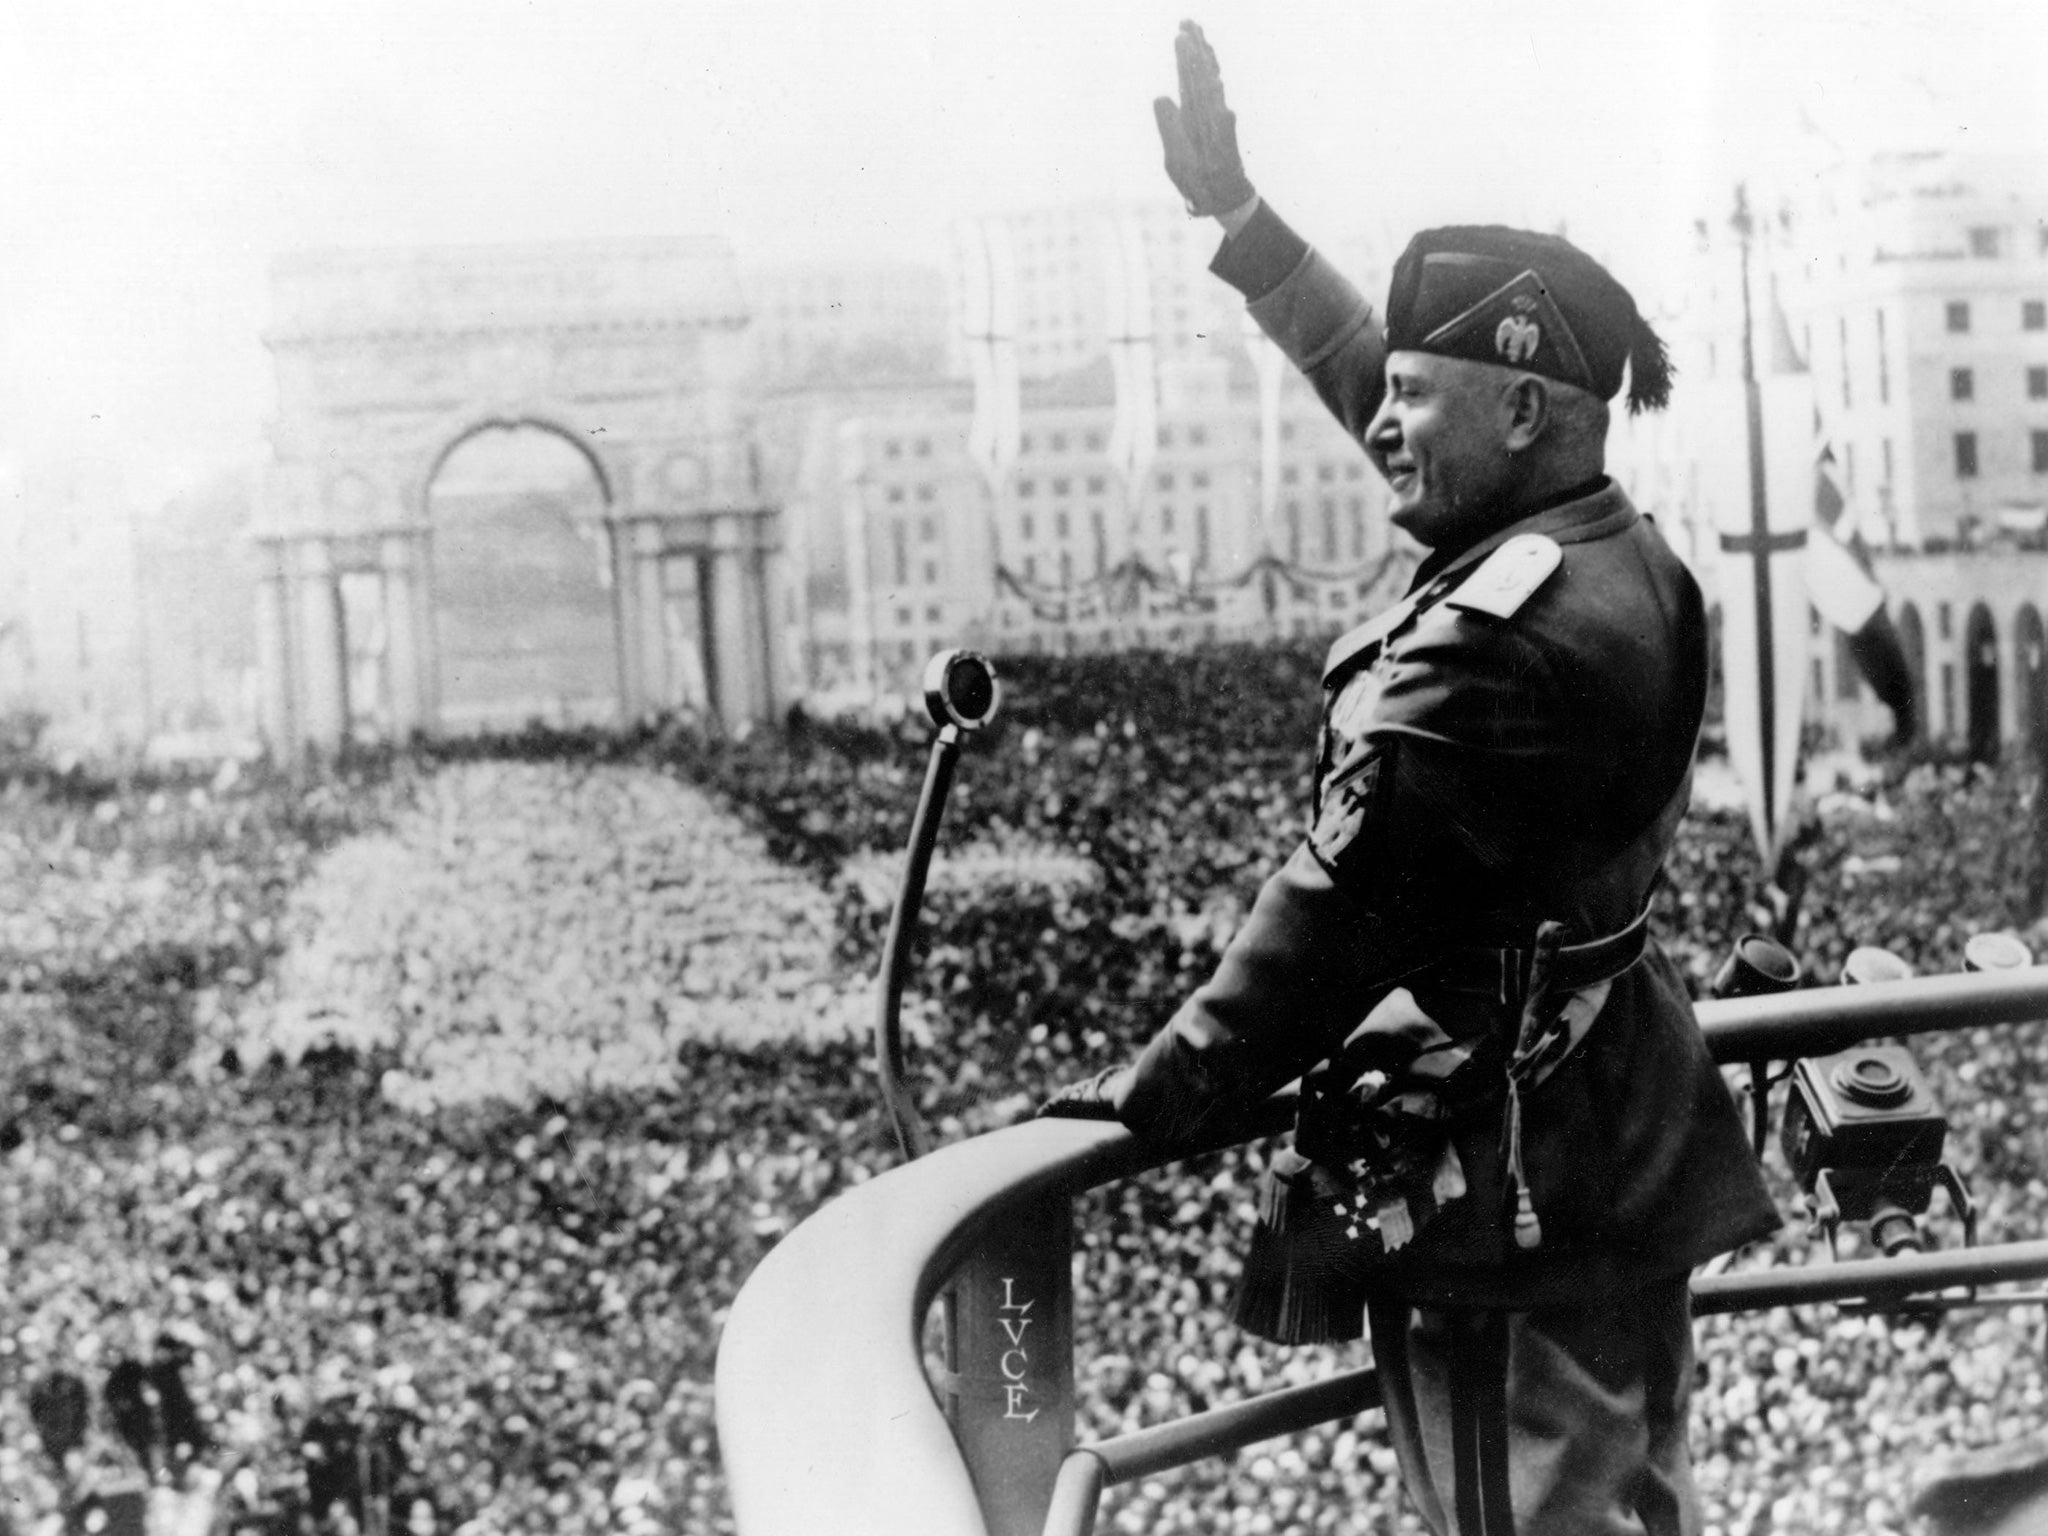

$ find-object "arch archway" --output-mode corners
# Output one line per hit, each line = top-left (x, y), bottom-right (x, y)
(1896, 602), (1926, 744)
(1966, 602), (2001, 763)
(257, 239), (780, 757)
(426, 422), (622, 731)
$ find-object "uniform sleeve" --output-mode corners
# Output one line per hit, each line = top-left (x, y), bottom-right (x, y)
(1209, 202), (1389, 448)
(1114, 842), (1416, 1143)
(1116, 619), (1568, 1144)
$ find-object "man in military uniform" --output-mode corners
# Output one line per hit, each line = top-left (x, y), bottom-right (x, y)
(1044, 22), (1779, 1536)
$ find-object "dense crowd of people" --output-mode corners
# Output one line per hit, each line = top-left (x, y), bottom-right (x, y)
(7, 641), (2048, 1536)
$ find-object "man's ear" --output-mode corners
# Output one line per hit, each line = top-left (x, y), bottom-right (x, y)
(1503, 374), (1550, 454)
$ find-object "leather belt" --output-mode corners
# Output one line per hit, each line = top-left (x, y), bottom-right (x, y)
(1428, 906), (1651, 1003)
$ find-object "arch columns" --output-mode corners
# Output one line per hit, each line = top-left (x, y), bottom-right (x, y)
(380, 531), (429, 739)
(293, 539), (349, 755)
(606, 505), (780, 729)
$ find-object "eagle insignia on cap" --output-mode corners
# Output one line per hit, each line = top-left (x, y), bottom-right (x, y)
(1495, 313), (1542, 364)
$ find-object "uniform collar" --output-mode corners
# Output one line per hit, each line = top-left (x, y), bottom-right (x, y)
(1323, 479), (1637, 686)
(1408, 477), (1636, 594)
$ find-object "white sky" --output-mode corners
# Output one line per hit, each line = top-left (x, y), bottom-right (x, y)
(1, 0), (2042, 502)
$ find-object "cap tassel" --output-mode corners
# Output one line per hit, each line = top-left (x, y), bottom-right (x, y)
(1626, 313), (1674, 415)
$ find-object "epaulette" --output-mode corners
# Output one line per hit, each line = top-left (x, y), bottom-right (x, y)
(1443, 533), (1562, 621)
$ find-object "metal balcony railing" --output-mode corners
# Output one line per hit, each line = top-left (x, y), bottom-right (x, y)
(716, 966), (2048, 1536)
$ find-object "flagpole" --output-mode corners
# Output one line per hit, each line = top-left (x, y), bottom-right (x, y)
(1734, 185), (1780, 862)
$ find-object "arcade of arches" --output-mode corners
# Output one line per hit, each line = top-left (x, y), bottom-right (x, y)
(1814, 549), (2048, 762)
(256, 239), (780, 756)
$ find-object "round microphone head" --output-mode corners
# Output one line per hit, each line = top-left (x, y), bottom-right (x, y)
(1842, 946), (1915, 986)
(1964, 931), (2034, 973)
(922, 649), (1001, 732)
(1711, 933), (1803, 999)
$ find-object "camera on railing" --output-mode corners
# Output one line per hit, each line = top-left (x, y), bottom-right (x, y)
(1782, 1044), (1949, 1257)
(1763, 935), (2034, 1261)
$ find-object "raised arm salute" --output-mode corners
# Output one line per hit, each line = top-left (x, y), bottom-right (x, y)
(1045, 22), (1777, 1536)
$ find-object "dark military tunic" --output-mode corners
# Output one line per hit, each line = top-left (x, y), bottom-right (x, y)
(1114, 206), (1778, 1316)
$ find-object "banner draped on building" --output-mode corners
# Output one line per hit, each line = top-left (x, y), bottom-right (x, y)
(1717, 257), (1810, 865)
(959, 218), (1021, 515)
(1241, 307), (1286, 548)
(1104, 212), (1160, 548)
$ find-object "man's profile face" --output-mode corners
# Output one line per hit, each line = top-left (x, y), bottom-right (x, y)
(1364, 351), (1520, 549)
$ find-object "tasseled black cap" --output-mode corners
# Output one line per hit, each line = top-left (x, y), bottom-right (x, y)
(1385, 225), (1674, 414)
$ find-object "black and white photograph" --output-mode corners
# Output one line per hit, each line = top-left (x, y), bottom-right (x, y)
(4, 3), (2048, 1533)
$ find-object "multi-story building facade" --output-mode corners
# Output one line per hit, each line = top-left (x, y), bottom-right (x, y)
(1612, 152), (2048, 759)
(1775, 149), (2048, 551)
(772, 356), (1411, 702)
(0, 459), (152, 754)
(941, 203), (1243, 385)
(741, 260), (949, 386)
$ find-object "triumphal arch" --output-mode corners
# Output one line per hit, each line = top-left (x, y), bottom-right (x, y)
(257, 238), (779, 756)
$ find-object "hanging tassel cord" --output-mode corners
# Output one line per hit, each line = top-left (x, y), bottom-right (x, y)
(1503, 920), (1568, 1251)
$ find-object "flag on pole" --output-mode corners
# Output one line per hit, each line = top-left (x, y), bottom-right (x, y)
(1805, 413), (1917, 742)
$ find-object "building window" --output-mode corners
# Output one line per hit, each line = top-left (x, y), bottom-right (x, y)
(1161, 505), (1176, 535)
(2034, 429), (2048, 474)
(1282, 466), (1299, 485)
(1955, 431), (1979, 478)
(919, 516), (936, 541)
(2026, 300), (2047, 331)
(1939, 601), (1953, 641)
(2030, 366), (2048, 400)
(915, 483), (934, 502)
(1191, 471), (1210, 489)
(1951, 367), (1975, 402)
(1969, 227), (2003, 259)
(1188, 426), (1208, 446)
(1084, 432), (1104, 451)
(923, 563), (939, 586)
(1086, 475), (1105, 494)
(1196, 505), (1211, 568)
(1050, 433), (1068, 452)
(914, 438), (931, 457)
(1157, 427), (1173, 447)
(886, 485), (905, 503)
(1882, 437), (1894, 485)
(1020, 513), (1035, 541)
(1018, 478), (1035, 496)
(1942, 662), (1956, 736)
(884, 439), (903, 459)
(892, 527), (908, 585)
(926, 604), (942, 623)
(1055, 511), (1070, 538)
(1947, 300), (1971, 334)
(1052, 478), (1071, 496)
